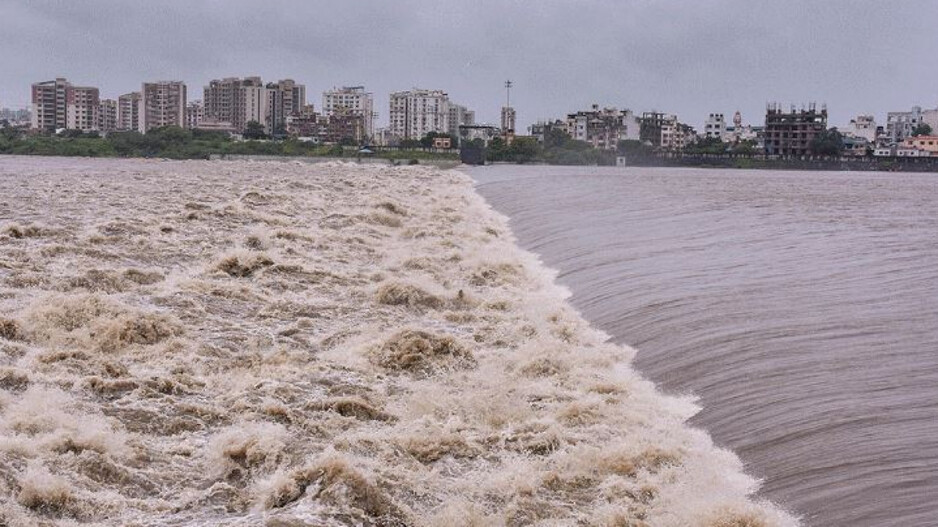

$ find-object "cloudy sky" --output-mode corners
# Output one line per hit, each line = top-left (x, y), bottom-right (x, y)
(1, 0), (936, 130)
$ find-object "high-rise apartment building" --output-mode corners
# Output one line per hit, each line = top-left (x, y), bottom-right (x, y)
(65, 86), (100, 132)
(141, 81), (186, 132)
(118, 92), (142, 132)
(266, 79), (305, 135)
(389, 89), (450, 140)
(31, 78), (69, 131)
(204, 77), (267, 132)
(322, 86), (375, 139)
(97, 99), (118, 133)
(31, 78), (99, 132)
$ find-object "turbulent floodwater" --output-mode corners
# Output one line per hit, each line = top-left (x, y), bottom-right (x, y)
(0, 157), (794, 526)
(471, 165), (938, 527)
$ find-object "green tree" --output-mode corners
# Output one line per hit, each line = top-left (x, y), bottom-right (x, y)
(912, 123), (933, 136)
(809, 128), (845, 157)
(243, 121), (267, 140)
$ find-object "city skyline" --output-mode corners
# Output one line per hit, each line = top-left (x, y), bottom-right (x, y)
(1, 1), (937, 131)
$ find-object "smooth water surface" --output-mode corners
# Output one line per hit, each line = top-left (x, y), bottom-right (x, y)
(472, 166), (938, 526)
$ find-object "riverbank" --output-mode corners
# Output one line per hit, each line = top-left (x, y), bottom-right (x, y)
(0, 157), (796, 526)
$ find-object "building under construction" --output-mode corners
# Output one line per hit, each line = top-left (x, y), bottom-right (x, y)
(764, 103), (828, 156)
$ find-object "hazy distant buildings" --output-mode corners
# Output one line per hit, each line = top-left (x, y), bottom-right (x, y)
(501, 106), (517, 136)
(185, 100), (203, 129)
(886, 106), (923, 144)
(97, 99), (118, 133)
(845, 115), (877, 143)
(31, 78), (99, 132)
(118, 92), (142, 132)
(141, 81), (186, 132)
(323, 86), (374, 139)
(565, 105), (639, 149)
(764, 103), (827, 156)
(389, 89), (449, 141)
(0, 107), (31, 126)
(446, 102), (474, 137)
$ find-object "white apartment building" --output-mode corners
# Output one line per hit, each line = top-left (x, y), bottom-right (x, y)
(243, 85), (269, 129)
(141, 81), (186, 132)
(886, 106), (923, 144)
(118, 92), (142, 132)
(323, 86), (374, 139)
(704, 113), (726, 140)
(389, 89), (450, 140)
(845, 115), (877, 143)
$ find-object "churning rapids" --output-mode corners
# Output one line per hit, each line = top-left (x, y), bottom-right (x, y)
(0, 157), (794, 526)
(472, 165), (938, 527)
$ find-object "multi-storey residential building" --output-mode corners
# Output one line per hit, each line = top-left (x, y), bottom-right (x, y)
(446, 102), (475, 137)
(763, 103), (827, 156)
(97, 99), (118, 133)
(885, 106), (928, 144)
(285, 105), (321, 138)
(204, 77), (269, 133)
(185, 100), (203, 129)
(65, 85), (100, 132)
(704, 113), (726, 140)
(118, 92), (142, 132)
(242, 83), (269, 131)
(323, 86), (375, 139)
(266, 79), (305, 135)
(844, 115), (877, 143)
(565, 105), (640, 150)
(640, 112), (679, 148)
(31, 78), (70, 131)
(320, 112), (365, 144)
(389, 89), (450, 141)
(31, 78), (99, 132)
(141, 81), (186, 132)
(902, 135), (938, 155)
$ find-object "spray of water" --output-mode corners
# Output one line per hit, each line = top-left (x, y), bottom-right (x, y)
(0, 157), (797, 526)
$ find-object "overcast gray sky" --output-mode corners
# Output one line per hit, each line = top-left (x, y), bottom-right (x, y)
(1, 0), (936, 130)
